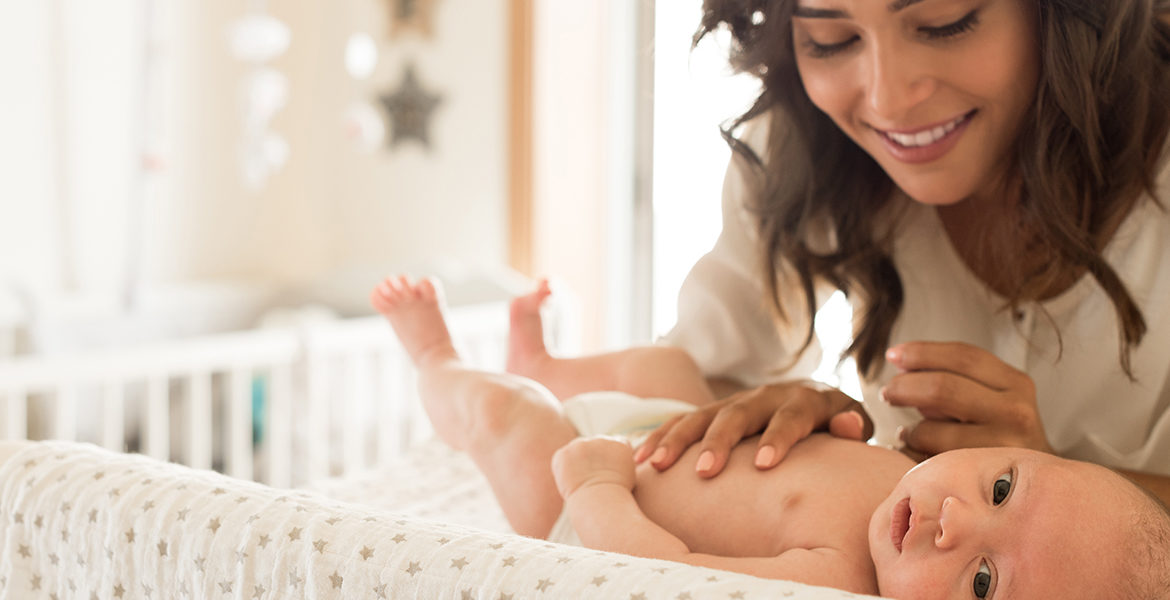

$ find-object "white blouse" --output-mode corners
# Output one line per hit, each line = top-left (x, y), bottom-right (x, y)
(661, 121), (1170, 476)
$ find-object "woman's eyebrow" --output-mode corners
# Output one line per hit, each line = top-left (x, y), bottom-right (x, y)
(793, 6), (849, 19)
(793, 0), (925, 19)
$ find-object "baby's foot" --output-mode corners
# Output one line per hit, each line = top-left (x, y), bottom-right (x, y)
(370, 275), (459, 368)
(506, 279), (552, 378)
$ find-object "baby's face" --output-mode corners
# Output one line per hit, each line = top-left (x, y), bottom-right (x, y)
(867, 447), (1132, 599)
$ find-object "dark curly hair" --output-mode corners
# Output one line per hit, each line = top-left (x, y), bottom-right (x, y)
(697, 0), (1170, 378)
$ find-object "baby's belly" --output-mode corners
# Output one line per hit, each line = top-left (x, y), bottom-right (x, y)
(632, 434), (912, 557)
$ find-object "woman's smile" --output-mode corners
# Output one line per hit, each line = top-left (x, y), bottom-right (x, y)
(871, 109), (977, 164)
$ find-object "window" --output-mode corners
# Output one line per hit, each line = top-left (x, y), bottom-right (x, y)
(650, 1), (859, 396)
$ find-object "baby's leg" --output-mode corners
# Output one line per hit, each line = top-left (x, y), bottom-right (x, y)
(507, 280), (714, 405)
(371, 276), (576, 538)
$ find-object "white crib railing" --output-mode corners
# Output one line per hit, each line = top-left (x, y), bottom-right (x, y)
(0, 299), (560, 488)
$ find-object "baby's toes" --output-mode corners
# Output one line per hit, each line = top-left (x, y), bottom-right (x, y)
(417, 277), (436, 302)
(395, 274), (413, 295)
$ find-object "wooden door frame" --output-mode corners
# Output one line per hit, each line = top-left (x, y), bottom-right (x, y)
(508, 0), (534, 276)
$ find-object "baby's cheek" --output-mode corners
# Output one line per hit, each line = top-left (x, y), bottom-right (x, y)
(876, 567), (947, 600)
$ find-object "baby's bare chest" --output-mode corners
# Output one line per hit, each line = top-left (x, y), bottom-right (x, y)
(633, 435), (910, 558)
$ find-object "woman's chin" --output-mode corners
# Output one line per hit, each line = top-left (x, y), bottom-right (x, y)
(894, 181), (972, 207)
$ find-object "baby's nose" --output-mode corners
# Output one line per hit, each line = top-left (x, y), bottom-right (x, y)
(934, 496), (972, 550)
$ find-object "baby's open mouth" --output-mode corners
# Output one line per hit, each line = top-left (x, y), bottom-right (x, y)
(891, 497), (912, 553)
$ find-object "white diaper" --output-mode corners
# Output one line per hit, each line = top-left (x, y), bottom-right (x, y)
(546, 391), (696, 546)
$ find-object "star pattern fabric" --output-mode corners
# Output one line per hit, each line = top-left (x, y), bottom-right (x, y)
(0, 441), (884, 599)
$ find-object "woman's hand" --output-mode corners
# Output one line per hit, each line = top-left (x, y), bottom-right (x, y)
(633, 381), (872, 478)
(883, 341), (1054, 456)
(552, 436), (637, 498)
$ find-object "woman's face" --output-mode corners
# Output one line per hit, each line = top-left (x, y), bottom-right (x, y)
(791, 0), (1040, 206)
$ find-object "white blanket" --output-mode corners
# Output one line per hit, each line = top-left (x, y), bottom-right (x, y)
(0, 441), (885, 599)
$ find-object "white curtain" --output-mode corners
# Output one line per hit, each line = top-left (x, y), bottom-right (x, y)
(0, 0), (144, 301)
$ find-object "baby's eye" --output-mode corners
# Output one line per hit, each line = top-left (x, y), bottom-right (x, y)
(973, 561), (993, 598)
(992, 472), (1012, 505)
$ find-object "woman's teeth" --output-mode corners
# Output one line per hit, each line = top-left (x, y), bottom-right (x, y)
(886, 114), (968, 148)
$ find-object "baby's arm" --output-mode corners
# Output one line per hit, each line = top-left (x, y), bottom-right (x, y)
(552, 437), (690, 557)
(551, 437), (871, 592)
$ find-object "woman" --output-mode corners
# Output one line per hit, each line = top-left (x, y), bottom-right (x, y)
(634, 0), (1170, 503)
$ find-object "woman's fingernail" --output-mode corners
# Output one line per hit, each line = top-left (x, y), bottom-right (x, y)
(633, 446), (650, 462)
(894, 425), (907, 450)
(755, 445), (776, 468)
(886, 347), (901, 363)
(695, 451), (715, 473)
(650, 447), (668, 464)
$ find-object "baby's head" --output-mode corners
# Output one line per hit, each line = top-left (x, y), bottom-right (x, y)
(867, 447), (1170, 599)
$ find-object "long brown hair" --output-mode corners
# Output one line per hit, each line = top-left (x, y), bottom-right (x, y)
(697, 0), (1170, 378)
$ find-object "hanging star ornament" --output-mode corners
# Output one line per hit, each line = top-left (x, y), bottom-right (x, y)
(379, 63), (443, 150)
(387, 0), (440, 39)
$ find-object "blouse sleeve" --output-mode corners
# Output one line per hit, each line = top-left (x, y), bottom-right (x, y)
(658, 120), (828, 387)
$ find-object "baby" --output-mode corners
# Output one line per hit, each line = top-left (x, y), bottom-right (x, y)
(371, 276), (1170, 599)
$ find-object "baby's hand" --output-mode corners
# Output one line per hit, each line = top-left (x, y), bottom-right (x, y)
(551, 436), (636, 498)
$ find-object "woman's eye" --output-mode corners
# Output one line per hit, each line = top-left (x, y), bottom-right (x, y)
(992, 472), (1013, 505)
(973, 562), (993, 598)
(802, 36), (858, 59)
(920, 9), (980, 40)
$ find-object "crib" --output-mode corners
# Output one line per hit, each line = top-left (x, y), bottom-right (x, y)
(0, 290), (574, 489)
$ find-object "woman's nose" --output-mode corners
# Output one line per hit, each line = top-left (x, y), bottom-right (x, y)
(934, 496), (972, 550)
(865, 42), (935, 121)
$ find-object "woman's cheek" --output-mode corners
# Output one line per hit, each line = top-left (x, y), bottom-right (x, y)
(798, 62), (853, 124)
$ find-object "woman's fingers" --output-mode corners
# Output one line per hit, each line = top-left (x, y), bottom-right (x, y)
(882, 367), (1045, 449)
(902, 419), (1046, 455)
(881, 370), (995, 423)
(884, 341), (1052, 455)
(826, 410), (866, 442)
(635, 381), (863, 476)
(635, 411), (714, 471)
(751, 395), (819, 468)
(887, 341), (1021, 390)
(882, 346), (1035, 427)
(754, 391), (872, 468)
(693, 395), (777, 477)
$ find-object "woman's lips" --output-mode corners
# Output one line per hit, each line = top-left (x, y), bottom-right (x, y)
(891, 497), (912, 553)
(874, 110), (976, 165)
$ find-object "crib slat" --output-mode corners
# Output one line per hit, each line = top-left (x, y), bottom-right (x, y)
(143, 377), (169, 461)
(1, 389), (28, 440)
(343, 354), (370, 475)
(101, 384), (125, 451)
(304, 355), (330, 481)
(264, 364), (292, 488)
(377, 350), (401, 465)
(392, 346), (420, 451)
(225, 369), (253, 480)
(55, 386), (77, 441)
(184, 372), (212, 470)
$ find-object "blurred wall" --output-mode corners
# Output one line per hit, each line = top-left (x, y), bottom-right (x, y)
(0, 0), (509, 305)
